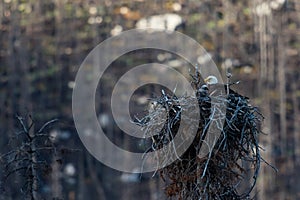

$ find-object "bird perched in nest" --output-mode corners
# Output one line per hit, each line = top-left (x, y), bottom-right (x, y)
(198, 84), (209, 98)
(203, 75), (238, 96)
(197, 76), (219, 98)
(198, 75), (224, 98)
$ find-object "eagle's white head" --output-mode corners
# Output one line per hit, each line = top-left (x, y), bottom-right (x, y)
(204, 75), (218, 85)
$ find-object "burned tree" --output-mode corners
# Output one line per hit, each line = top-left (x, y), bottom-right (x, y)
(0, 116), (60, 200)
(138, 71), (276, 199)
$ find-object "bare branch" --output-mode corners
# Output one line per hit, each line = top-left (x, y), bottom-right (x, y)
(37, 119), (58, 134)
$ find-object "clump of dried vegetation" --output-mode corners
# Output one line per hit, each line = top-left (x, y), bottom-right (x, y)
(138, 71), (275, 199)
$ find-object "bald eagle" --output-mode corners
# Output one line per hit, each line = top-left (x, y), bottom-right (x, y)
(204, 75), (219, 85)
(203, 75), (238, 96)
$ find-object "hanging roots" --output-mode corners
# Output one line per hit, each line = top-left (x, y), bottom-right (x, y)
(137, 72), (272, 200)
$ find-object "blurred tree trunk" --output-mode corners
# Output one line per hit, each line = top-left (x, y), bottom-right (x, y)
(87, 154), (107, 200)
(254, 1), (300, 199)
(254, 0), (275, 199)
(77, 152), (87, 200)
(51, 156), (63, 199)
(277, 19), (287, 159)
(5, 3), (24, 198)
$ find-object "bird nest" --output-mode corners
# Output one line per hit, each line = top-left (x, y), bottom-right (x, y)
(137, 72), (268, 199)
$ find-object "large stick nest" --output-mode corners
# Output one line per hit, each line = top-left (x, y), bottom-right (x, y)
(138, 72), (268, 200)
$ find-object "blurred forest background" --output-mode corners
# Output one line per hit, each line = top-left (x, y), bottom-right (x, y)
(0, 0), (300, 199)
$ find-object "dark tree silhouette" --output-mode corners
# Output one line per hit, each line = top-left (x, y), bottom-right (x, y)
(0, 116), (60, 200)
